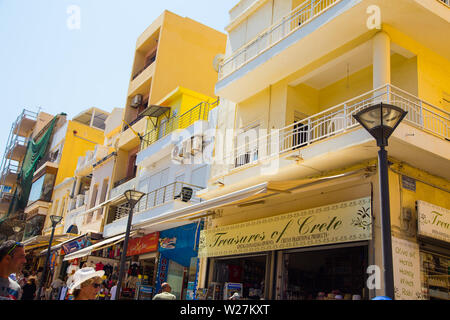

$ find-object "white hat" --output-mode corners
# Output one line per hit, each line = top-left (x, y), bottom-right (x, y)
(68, 267), (104, 292)
(231, 292), (240, 299)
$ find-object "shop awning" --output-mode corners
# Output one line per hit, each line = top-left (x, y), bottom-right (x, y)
(132, 182), (269, 232)
(39, 233), (86, 255)
(63, 231), (137, 261)
(23, 234), (75, 251)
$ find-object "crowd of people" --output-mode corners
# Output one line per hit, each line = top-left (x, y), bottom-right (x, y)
(0, 240), (118, 300)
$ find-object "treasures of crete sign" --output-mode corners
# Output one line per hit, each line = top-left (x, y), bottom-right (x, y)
(417, 201), (449, 243)
(199, 197), (372, 258)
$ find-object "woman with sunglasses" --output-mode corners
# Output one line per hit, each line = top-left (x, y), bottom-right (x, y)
(0, 240), (27, 300)
(68, 267), (104, 300)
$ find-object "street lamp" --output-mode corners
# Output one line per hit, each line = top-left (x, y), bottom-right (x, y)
(115, 190), (145, 300)
(37, 215), (63, 300)
(353, 103), (407, 299)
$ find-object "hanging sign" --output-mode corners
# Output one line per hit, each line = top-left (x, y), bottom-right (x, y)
(392, 237), (425, 300)
(61, 236), (89, 255)
(127, 232), (159, 256)
(199, 197), (372, 258)
(417, 201), (449, 243)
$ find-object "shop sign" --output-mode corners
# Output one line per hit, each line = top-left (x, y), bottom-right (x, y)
(61, 236), (89, 255)
(392, 237), (424, 300)
(417, 201), (449, 243)
(199, 197), (372, 258)
(127, 232), (159, 256)
(156, 255), (169, 293)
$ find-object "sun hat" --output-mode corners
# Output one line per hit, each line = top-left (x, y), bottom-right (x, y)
(68, 267), (104, 292)
(230, 292), (240, 299)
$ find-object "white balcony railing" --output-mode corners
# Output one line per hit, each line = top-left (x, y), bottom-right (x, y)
(111, 181), (203, 222)
(219, 0), (340, 79)
(222, 84), (450, 171)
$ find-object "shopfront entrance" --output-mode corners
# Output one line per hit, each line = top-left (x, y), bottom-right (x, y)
(199, 197), (373, 300)
(209, 254), (269, 300)
(277, 243), (368, 300)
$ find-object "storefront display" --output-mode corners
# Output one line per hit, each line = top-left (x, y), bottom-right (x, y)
(417, 201), (450, 301)
(155, 222), (203, 299)
(201, 198), (372, 300)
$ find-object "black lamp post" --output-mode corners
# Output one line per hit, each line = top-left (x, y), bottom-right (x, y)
(37, 215), (63, 300)
(353, 103), (407, 299)
(115, 190), (145, 300)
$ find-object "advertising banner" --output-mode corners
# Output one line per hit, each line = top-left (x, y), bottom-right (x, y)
(126, 232), (159, 256)
(61, 235), (89, 255)
(199, 197), (372, 258)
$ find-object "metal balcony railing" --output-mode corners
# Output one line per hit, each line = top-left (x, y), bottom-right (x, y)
(140, 99), (219, 151)
(225, 84), (449, 170)
(219, 0), (340, 79)
(112, 181), (203, 222)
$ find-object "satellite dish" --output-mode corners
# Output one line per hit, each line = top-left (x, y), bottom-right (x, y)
(213, 54), (224, 72)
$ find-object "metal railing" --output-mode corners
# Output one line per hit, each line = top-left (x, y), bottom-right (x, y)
(219, 0), (340, 79)
(140, 99), (219, 151)
(112, 181), (203, 222)
(132, 53), (157, 80)
(225, 84), (449, 170)
(439, 0), (449, 7)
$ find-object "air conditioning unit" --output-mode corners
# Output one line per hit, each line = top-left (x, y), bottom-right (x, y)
(191, 135), (203, 155)
(130, 94), (143, 108)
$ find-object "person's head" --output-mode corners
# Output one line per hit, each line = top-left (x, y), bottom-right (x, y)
(161, 282), (171, 293)
(69, 267), (105, 300)
(0, 240), (26, 277)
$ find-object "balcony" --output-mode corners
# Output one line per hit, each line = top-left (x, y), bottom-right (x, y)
(219, 0), (341, 80)
(7, 137), (28, 162)
(75, 145), (109, 176)
(109, 181), (204, 223)
(217, 84), (449, 179)
(110, 176), (138, 200)
(13, 109), (38, 137)
(0, 164), (19, 187)
(140, 100), (217, 151)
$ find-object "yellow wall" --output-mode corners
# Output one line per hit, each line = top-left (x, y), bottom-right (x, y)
(383, 24), (450, 111)
(55, 121), (104, 187)
(149, 11), (227, 105)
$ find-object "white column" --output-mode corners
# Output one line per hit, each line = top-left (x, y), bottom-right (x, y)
(372, 31), (391, 89)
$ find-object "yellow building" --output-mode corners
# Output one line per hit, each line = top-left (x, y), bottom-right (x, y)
(24, 108), (109, 241)
(195, 0), (450, 300)
(113, 10), (226, 194)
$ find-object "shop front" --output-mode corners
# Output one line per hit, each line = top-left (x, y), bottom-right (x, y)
(198, 197), (372, 300)
(416, 201), (449, 300)
(123, 232), (159, 300)
(155, 222), (203, 300)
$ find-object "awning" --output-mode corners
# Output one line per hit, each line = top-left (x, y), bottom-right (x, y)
(63, 231), (137, 261)
(132, 182), (268, 231)
(23, 234), (75, 251)
(39, 233), (86, 255)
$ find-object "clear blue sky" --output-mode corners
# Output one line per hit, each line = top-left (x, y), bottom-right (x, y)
(0, 0), (233, 159)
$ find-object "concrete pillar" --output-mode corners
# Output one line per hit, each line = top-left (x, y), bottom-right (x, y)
(373, 31), (391, 89)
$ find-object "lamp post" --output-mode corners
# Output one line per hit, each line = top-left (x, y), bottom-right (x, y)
(353, 103), (407, 299)
(37, 215), (63, 300)
(115, 190), (145, 300)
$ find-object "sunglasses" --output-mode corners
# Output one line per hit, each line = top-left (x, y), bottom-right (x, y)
(7, 242), (22, 256)
(92, 283), (101, 288)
